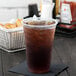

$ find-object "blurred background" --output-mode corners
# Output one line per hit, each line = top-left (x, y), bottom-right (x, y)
(0, 0), (40, 21)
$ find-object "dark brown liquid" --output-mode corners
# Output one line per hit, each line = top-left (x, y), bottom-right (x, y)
(25, 21), (55, 25)
(24, 22), (55, 73)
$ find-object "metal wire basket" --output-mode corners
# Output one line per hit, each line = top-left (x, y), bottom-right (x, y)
(0, 26), (25, 52)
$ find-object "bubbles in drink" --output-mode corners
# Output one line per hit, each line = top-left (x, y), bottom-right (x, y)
(25, 20), (55, 25)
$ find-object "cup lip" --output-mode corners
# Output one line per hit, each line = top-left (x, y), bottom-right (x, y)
(23, 17), (58, 29)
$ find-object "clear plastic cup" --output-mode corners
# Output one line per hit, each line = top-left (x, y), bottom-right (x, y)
(23, 18), (58, 74)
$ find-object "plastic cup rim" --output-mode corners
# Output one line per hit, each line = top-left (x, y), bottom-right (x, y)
(23, 18), (58, 29)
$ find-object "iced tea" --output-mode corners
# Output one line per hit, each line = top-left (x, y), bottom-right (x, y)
(23, 19), (57, 73)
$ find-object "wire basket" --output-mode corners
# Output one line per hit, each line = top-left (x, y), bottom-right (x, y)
(0, 26), (25, 52)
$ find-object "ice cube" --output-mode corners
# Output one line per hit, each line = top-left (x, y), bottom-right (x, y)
(33, 15), (38, 20)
